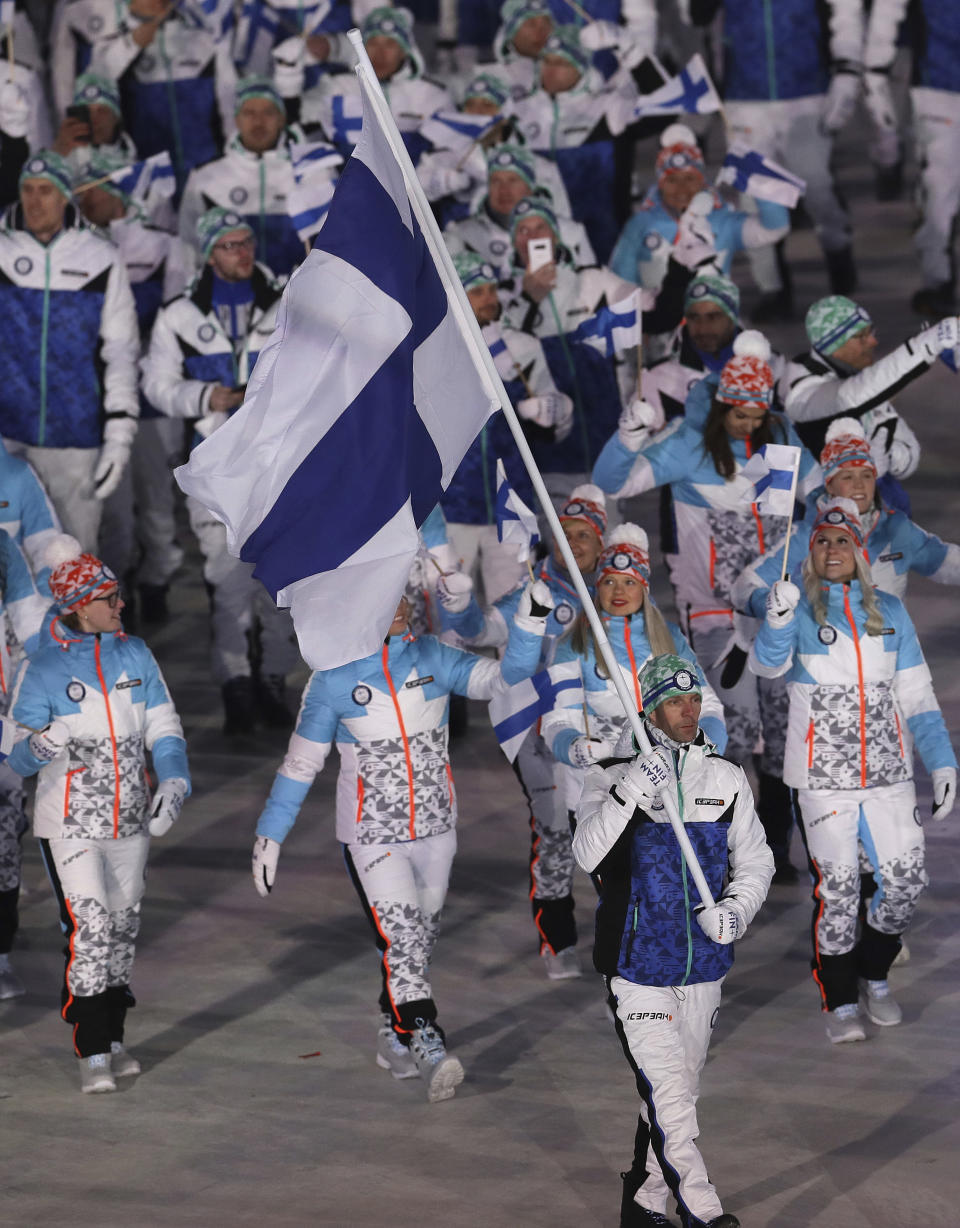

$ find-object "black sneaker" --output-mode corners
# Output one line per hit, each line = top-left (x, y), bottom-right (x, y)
(256, 674), (295, 730)
(222, 676), (256, 736)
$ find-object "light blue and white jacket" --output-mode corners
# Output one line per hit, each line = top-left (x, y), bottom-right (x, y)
(541, 612), (727, 764)
(8, 621), (189, 840)
(749, 580), (956, 792)
(0, 439), (61, 581)
(257, 618), (545, 846)
(0, 528), (50, 705)
(592, 373), (820, 631)
(610, 187), (789, 290)
(734, 494), (960, 619)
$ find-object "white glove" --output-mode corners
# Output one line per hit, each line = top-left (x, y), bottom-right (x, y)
(252, 835), (281, 897)
(765, 580), (800, 626)
(93, 417), (137, 501)
(272, 37), (306, 98)
(569, 735), (617, 769)
(194, 409), (229, 440)
(695, 901), (743, 944)
(417, 162), (472, 200)
(517, 391), (574, 441)
(864, 71), (897, 134)
(615, 748), (671, 812)
(931, 767), (956, 822)
(148, 777), (188, 837)
(28, 719), (70, 763)
(579, 19), (622, 51)
(821, 70), (861, 136)
(517, 579), (554, 622)
(436, 570), (473, 613)
(0, 81), (29, 139)
(672, 192), (717, 271)
(617, 397), (661, 451)
(916, 317), (960, 360)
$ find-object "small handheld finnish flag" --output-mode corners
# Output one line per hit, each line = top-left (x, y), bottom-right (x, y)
(107, 151), (176, 202)
(739, 444), (801, 517)
(495, 458), (539, 562)
(489, 662), (583, 762)
(716, 142), (806, 209)
(571, 290), (641, 358)
(633, 54), (722, 120)
(419, 109), (500, 152)
(290, 140), (343, 179)
(287, 176), (336, 241)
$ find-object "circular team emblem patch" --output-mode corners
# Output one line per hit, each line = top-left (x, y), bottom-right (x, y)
(198, 323), (216, 344)
(610, 550), (632, 571)
(139, 54), (155, 73)
(674, 668), (694, 691)
(554, 602), (574, 626)
(67, 681), (86, 703)
(81, 84), (100, 101)
(14, 256), (32, 276)
(818, 626), (837, 645)
(88, 15), (104, 33)
(351, 684), (372, 706)
(523, 121), (540, 140)
(824, 510), (846, 525)
(222, 210), (243, 228)
(489, 239), (508, 257)
(643, 232), (663, 250)
(689, 282), (709, 298)
(493, 151), (514, 168)
(229, 187), (248, 205)
(27, 157), (46, 175)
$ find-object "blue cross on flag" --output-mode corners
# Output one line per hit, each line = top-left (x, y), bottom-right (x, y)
(489, 662), (583, 762)
(632, 54), (721, 120)
(716, 142), (806, 209)
(287, 175), (336, 241)
(419, 109), (500, 153)
(495, 458), (539, 562)
(176, 81), (499, 671)
(739, 444), (801, 517)
(106, 151), (176, 203)
(571, 289), (641, 358)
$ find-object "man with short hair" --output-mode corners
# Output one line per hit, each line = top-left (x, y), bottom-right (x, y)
(0, 150), (139, 549)
(574, 653), (773, 1228)
(142, 206), (297, 735)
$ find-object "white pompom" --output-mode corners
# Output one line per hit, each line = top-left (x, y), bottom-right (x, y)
(661, 122), (696, 149)
(607, 522), (649, 554)
(732, 329), (772, 361)
(43, 534), (83, 572)
(824, 415), (866, 443)
(568, 482), (606, 507)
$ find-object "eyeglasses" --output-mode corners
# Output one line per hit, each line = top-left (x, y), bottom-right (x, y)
(214, 236), (255, 253)
(90, 589), (123, 609)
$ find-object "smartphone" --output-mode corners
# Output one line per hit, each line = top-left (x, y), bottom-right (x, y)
(66, 103), (91, 126)
(527, 237), (553, 272)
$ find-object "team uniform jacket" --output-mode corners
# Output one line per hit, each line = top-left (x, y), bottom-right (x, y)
(300, 64), (450, 153)
(749, 580), (956, 791)
(610, 187), (789, 289)
(0, 529), (50, 701)
(7, 620), (190, 840)
(234, 0), (353, 78)
(734, 495), (960, 618)
(0, 439), (62, 577)
(509, 67), (638, 150)
(643, 330), (786, 423)
(499, 256), (641, 339)
(440, 320), (563, 527)
(141, 263), (283, 427)
(179, 130), (341, 277)
(592, 375), (821, 632)
(573, 723), (773, 986)
(690, 0), (864, 101)
(542, 614), (728, 762)
(783, 343), (926, 475)
(52, 1), (237, 180)
(444, 205), (595, 277)
(0, 203), (139, 450)
(865, 0), (960, 93)
(256, 622), (544, 847)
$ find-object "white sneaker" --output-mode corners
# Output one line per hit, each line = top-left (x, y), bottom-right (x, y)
(408, 1020), (464, 1103)
(110, 1042), (141, 1078)
(79, 1053), (116, 1094)
(825, 1003), (867, 1044)
(375, 1015), (418, 1080)
(542, 946), (582, 980)
(859, 979), (903, 1027)
(0, 956), (25, 999)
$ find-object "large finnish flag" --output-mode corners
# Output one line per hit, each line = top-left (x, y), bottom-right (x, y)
(176, 83), (499, 671)
(739, 444), (801, 517)
(632, 54), (722, 119)
(489, 663), (583, 762)
(716, 142), (806, 209)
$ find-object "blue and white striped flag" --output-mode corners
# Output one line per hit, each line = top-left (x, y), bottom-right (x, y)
(632, 54), (722, 119)
(739, 444), (801, 516)
(287, 175), (336, 241)
(419, 109), (500, 152)
(571, 290), (641, 358)
(0, 1), (15, 31)
(495, 458), (539, 562)
(716, 142), (806, 209)
(107, 151), (176, 201)
(290, 140), (343, 180)
(489, 663), (583, 762)
(176, 82), (499, 671)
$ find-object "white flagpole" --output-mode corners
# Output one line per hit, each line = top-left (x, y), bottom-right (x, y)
(348, 31), (714, 909)
(778, 451), (802, 584)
